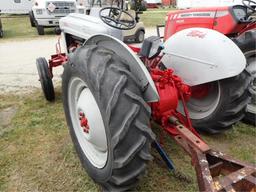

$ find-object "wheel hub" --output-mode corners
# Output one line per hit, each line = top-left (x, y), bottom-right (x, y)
(184, 82), (221, 119)
(79, 112), (90, 133)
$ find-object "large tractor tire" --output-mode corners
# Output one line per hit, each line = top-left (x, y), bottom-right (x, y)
(187, 70), (251, 134)
(36, 57), (55, 101)
(62, 45), (155, 191)
(234, 32), (256, 126)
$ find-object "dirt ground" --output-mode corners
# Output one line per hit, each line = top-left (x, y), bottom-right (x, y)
(0, 36), (63, 94)
(0, 28), (159, 95)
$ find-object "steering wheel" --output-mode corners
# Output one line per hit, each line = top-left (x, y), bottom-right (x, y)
(243, 0), (256, 11)
(99, 7), (136, 30)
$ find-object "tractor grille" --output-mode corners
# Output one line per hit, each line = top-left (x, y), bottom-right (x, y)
(46, 1), (76, 15)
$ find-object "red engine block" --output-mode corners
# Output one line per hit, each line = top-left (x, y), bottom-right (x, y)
(150, 69), (191, 124)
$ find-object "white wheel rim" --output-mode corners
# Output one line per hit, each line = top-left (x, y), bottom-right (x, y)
(186, 82), (221, 120)
(68, 77), (108, 168)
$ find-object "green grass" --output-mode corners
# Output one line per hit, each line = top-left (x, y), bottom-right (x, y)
(0, 89), (255, 191)
(140, 7), (176, 27)
(0, 8), (173, 41)
(0, 16), (55, 40)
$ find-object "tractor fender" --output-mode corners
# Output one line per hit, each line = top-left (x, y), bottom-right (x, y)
(161, 28), (246, 86)
(83, 34), (159, 102)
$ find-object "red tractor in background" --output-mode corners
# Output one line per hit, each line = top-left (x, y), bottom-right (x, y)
(163, 0), (256, 131)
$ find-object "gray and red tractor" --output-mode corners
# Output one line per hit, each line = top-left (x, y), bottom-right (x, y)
(163, 0), (256, 127)
(36, 1), (256, 191)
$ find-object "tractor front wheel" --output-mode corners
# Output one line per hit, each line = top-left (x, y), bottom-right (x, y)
(62, 45), (155, 191)
(36, 58), (55, 101)
(187, 70), (251, 134)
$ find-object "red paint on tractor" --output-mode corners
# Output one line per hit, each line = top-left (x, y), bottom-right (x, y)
(79, 112), (90, 133)
(151, 69), (179, 116)
(191, 83), (210, 99)
(150, 68), (195, 136)
(187, 30), (207, 38)
(164, 6), (256, 40)
(48, 38), (68, 77)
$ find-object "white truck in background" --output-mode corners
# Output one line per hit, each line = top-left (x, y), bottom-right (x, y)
(29, 0), (145, 42)
(29, 0), (86, 35)
(0, 0), (33, 14)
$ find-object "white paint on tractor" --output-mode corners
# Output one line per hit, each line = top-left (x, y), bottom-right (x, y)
(162, 27), (246, 86)
(68, 77), (108, 168)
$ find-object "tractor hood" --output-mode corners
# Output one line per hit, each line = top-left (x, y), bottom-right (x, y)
(60, 13), (123, 41)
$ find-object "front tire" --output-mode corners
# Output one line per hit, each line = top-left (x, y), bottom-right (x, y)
(54, 27), (61, 35)
(62, 45), (155, 191)
(36, 25), (44, 35)
(36, 57), (55, 101)
(187, 70), (251, 134)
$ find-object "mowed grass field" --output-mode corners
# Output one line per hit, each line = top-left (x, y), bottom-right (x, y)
(0, 16), (55, 40)
(0, 8), (173, 40)
(0, 89), (255, 191)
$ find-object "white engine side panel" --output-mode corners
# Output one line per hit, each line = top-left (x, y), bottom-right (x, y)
(161, 28), (246, 86)
(59, 13), (123, 41)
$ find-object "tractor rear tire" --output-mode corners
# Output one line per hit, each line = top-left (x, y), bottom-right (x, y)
(234, 35), (256, 126)
(62, 45), (155, 191)
(187, 70), (251, 134)
(36, 57), (55, 101)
